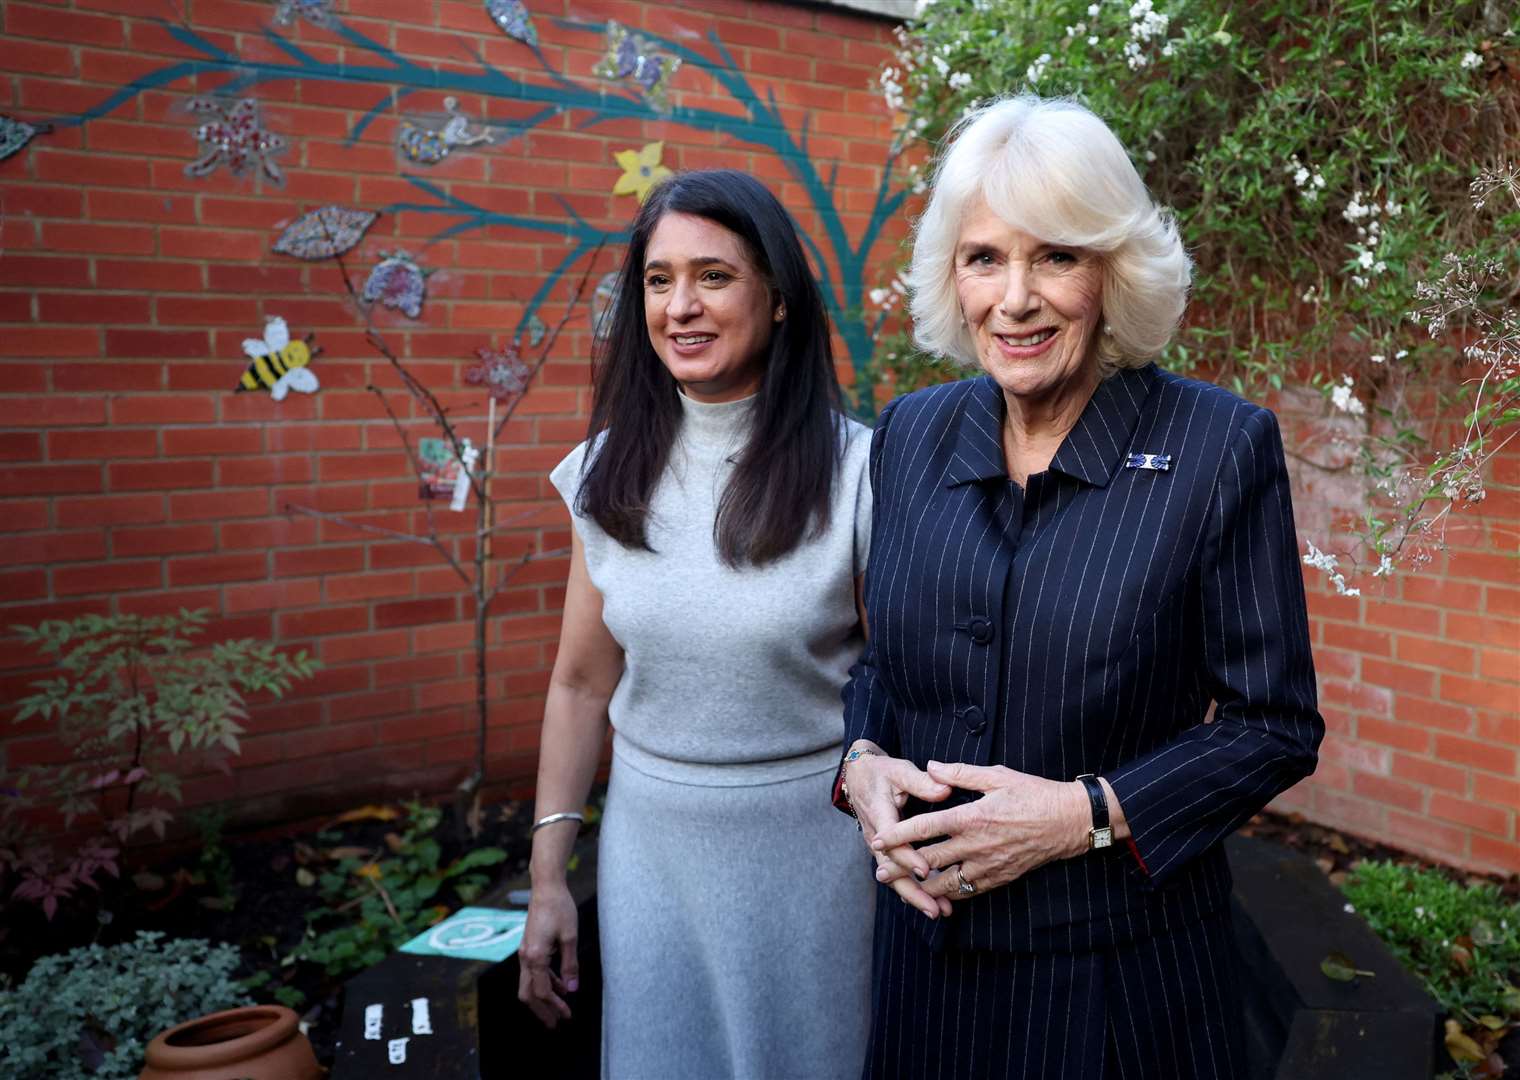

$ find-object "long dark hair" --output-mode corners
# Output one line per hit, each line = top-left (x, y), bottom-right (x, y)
(576, 169), (844, 567)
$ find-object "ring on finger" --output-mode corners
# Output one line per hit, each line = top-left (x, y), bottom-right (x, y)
(952, 865), (977, 895)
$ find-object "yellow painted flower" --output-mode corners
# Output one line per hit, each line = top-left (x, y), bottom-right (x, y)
(612, 141), (673, 203)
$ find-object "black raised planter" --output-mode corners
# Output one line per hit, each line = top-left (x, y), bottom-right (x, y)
(1228, 833), (1441, 1080)
(330, 842), (601, 1079)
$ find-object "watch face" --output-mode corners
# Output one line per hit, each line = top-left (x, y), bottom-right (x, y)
(1090, 827), (1114, 850)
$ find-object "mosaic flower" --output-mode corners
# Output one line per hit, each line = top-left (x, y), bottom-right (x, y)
(612, 141), (673, 204)
(398, 97), (494, 165)
(594, 21), (682, 112)
(465, 344), (530, 402)
(590, 271), (621, 341)
(185, 97), (287, 185)
(485, 0), (537, 47)
(274, 0), (336, 26)
(273, 205), (378, 259)
(362, 251), (429, 319)
(0, 115), (46, 163)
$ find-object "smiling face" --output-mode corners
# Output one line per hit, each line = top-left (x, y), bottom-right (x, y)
(643, 212), (780, 403)
(953, 196), (1105, 409)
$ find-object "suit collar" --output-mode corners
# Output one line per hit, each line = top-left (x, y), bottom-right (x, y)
(945, 364), (1158, 489)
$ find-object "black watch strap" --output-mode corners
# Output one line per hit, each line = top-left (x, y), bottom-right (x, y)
(1076, 773), (1109, 832)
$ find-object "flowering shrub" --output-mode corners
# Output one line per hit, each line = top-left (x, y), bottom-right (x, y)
(871, 0), (1518, 583)
(5, 610), (319, 918)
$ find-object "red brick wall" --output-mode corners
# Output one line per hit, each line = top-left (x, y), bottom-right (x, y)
(2, 0), (1516, 873)
(0, 0), (905, 827)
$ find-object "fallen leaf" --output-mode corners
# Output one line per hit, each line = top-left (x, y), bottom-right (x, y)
(1323, 831), (1350, 854)
(1445, 1019), (1487, 1064)
(132, 871), (165, 891)
(295, 867), (316, 888)
(355, 862), (383, 880)
(383, 832), (404, 854)
(1314, 856), (1335, 875)
(1501, 985), (1520, 1017)
(332, 804), (400, 825)
(1471, 919), (1500, 947)
(1321, 951), (1376, 982)
(323, 846), (371, 862)
(1450, 944), (1474, 974)
(1476, 1015), (1506, 1031)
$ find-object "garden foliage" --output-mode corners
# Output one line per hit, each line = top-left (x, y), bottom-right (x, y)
(0, 931), (249, 1079)
(5, 609), (319, 918)
(295, 800), (506, 976)
(874, 0), (1518, 579)
(1342, 859), (1520, 1064)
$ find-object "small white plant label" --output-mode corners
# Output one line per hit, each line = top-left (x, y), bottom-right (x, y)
(410, 997), (433, 1035)
(388, 1037), (409, 1064)
(363, 1004), (383, 1040)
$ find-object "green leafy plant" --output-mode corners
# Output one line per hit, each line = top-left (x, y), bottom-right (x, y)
(873, 0), (1518, 582)
(5, 609), (319, 918)
(190, 806), (238, 911)
(0, 931), (249, 1079)
(1342, 859), (1520, 1067)
(294, 800), (507, 976)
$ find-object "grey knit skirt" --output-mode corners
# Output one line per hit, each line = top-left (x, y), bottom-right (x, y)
(598, 745), (876, 1080)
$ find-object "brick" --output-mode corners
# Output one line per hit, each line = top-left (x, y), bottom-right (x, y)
(6, 529), (107, 566)
(1435, 733), (1516, 775)
(274, 545), (366, 577)
(53, 362), (163, 393)
(1386, 810), (1469, 860)
(1428, 793), (1513, 838)
(162, 427), (265, 456)
(1474, 710), (1520, 747)
(1363, 599), (1441, 636)
(110, 460), (215, 491)
(57, 493), (164, 528)
(279, 606), (371, 639)
(1392, 693), (1470, 733)
(1319, 622), (1391, 656)
(1356, 715), (1430, 754)
(1440, 673), (1520, 712)
(320, 630), (410, 665)
(111, 395), (217, 425)
(112, 524), (217, 558)
(283, 722), (377, 759)
(167, 553), (265, 587)
(1350, 772), (1425, 813)
(1474, 772), (1520, 810)
(1390, 752), (1468, 795)
(374, 598), (458, 629)
(1360, 657), (1436, 698)
(167, 489), (271, 522)
(52, 559), (161, 596)
(1394, 634), (1474, 675)
(1469, 835), (1520, 874)
(0, 326), (101, 358)
(223, 579), (323, 613)
(0, 463), (101, 497)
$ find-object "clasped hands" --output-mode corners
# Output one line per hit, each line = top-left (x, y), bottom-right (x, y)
(844, 744), (1093, 919)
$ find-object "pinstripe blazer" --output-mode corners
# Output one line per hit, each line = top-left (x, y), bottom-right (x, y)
(841, 362), (1323, 954)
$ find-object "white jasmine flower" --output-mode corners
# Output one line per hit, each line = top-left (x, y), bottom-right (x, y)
(869, 288), (890, 307)
(1026, 52), (1052, 82)
(1304, 540), (1362, 597)
(1395, 349), (1408, 359)
(1161, 41), (1175, 57)
(1088, 2), (1100, 14)
(1343, 902), (1356, 914)
(1372, 554), (1395, 578)
(1331, 375), (1365, 415)
(948, 71), (972, 90)
(1461, 50), (1482, 70)
(1370, 353), (1385, 363)
(1415, 906), (1425, 918)
(1088, 34), (1099, 45)
(931, 53), (950, 78)
(1358, 250), (1375, 269)
(1144, 149), (1156, 162)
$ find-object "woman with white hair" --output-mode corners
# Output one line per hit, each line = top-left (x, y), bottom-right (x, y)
(833, 94), (1322, 1078)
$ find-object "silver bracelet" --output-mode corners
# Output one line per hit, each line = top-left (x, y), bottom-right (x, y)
(531, 811), (585, 833)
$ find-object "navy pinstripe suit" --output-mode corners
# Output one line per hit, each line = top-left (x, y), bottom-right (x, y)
(840, 363), (1323, 1078)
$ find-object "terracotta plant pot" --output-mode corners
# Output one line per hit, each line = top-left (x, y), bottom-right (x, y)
(139, 1004), (321, 1080)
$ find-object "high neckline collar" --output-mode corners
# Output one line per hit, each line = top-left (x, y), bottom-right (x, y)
(677, 389), (757, 447)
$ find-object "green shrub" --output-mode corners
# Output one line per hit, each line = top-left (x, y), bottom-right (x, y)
(1342, 859), (1520, 1025)
(0, 931), (250, 1079)
(294, 800), (507, 977)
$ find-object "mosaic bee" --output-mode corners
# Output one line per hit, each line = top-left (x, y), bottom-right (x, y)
(236, 316), (320, 401)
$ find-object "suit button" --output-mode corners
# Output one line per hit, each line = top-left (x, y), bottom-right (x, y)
(958, 705), (986, 735)
(968, 617), (994, 645)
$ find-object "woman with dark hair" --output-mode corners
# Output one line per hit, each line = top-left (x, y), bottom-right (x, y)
(517, 169), (879, 1078)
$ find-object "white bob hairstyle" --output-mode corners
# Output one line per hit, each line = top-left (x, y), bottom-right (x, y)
(907, 94), (1192, 375)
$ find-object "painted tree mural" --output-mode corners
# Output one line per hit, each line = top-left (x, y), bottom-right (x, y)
(9, 5), (907, 414)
